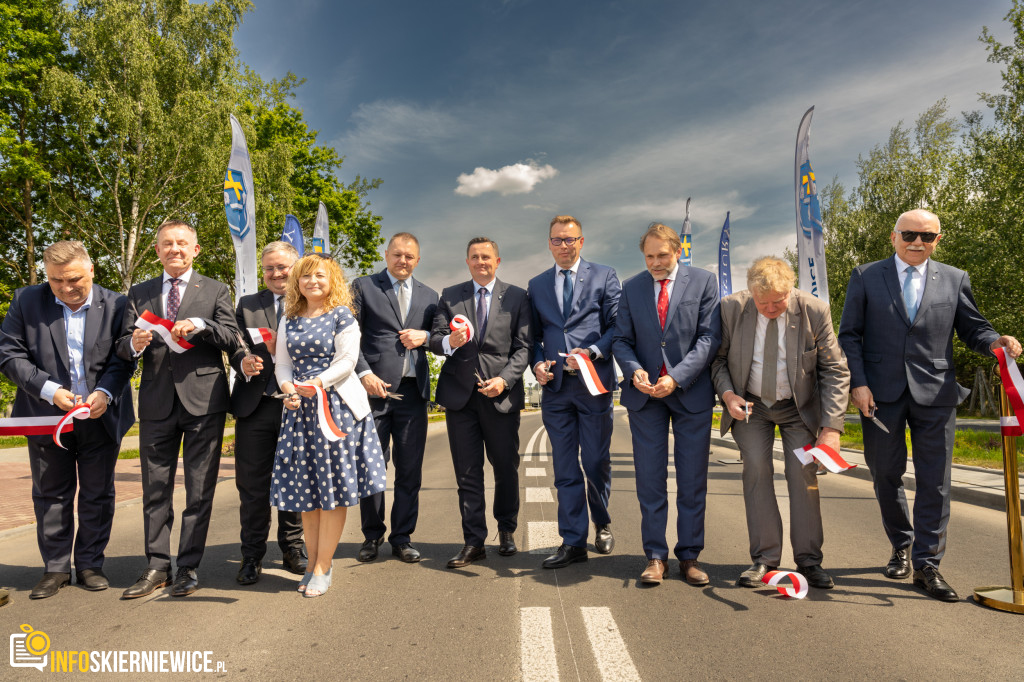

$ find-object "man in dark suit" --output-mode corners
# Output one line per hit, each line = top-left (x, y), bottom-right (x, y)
(713, 257), (849, 590)
(116, 220), (240, 598)
(528, 215), (620, 569)
(352, 233), (439, 564)
(229, 241), (306, 585)
(429, 237), (531, 568)
(839, 208), (1020, 601)
(0, 241), (134, 599)
(613, 223), (721, 586)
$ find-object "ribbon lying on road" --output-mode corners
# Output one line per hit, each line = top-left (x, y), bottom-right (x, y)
(295, 382), (346, 441)
(54, 404), (92, 449)
(793, 443), (856, 473)
(0, 404), (91, 448)
(247, 327), (273, 346)
(995, 347), (1024, 437)
(558, 352), (609, 395)
(762, 570), (809, 599)
(135, 310), (194, 353)
(450, 314), (474, 342)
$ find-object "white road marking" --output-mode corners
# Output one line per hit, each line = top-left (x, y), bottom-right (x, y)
(520, 607), (559, 682)
(526, 487), (555, 503)
(527, 521), (561, 554)
(526, 467), (547, 477)
(580, 607), (641, 682)
(525, 424), (547, 457)
(539, 454), (549, 462)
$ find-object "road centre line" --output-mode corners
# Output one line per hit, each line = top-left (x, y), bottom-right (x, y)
(520, 607), (559, 682)
(580, 607), (642, 682)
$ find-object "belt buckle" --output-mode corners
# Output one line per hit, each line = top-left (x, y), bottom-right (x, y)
(562, 365), (577, 376)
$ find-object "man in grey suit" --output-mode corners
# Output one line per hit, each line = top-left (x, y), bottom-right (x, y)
(429, 237), (532, 568)
(117, 220), (240, 599)
(839, 209), (1021, 601)
(713, 257), (849, 590)
(352, 232), (438, 564)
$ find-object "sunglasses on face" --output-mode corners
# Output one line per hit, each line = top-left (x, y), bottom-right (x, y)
(898, 230), (941, 243)
(549, 237), (580, 246)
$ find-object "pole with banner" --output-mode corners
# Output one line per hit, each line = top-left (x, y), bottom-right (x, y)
(717, 211), (731, 298)
(311, 201), (330, 254)
(680, 197), (692, 267)
(281, 214), (305, 257)
(794, 106), (829, 304)
(223, 114), (258, 300)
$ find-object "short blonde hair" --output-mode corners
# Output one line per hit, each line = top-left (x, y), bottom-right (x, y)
(638, 222), (681, 253)
(549, 215), (582, 234)
(43, 241), (91, 266)
(746, 256), (795, 294)
(283, 255), (354, 317)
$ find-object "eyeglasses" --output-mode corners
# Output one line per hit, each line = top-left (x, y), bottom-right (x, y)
(261, 265), (290, 274)
(898, 230), (941, 243)
(549, 237), (581, 246)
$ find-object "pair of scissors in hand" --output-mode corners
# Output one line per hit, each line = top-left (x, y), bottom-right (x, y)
(865, 406), (890, 433)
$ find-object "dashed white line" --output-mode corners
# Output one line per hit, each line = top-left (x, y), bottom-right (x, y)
(527, 521), (561, 554)
(526, 467), (547, 477)
(526, 487), (555, 503)
(580, 607), (641, 682)
(520, 607), (559, 682)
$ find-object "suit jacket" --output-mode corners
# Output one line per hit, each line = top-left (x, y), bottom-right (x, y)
(429, 278), (531, 413)
(712, 289), (850, 436)
(838, 256), (998, 407)
(612, 265), (721, 413)
(229, 288), (281, 419)
(352, 270), (439, 402)
(0, 283), (135, 442)
(527, 258), (620, 392)
(116, 272), (240, 420)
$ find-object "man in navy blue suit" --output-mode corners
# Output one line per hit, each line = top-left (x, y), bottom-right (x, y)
(0, 241), (134, 599)
(613, 223), (721, 586)
(528, 215), (620, 569)
(351, 233), (438, 564)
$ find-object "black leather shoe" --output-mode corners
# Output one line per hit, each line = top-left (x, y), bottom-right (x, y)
(594, 525), (614, 555)
(498, 531), (517, 556)
(447, 545), (486, 568)
(282, 546), (308, 575)
(797, 564), (835, 589)
(885, 547), (911, 579)
(357, 537), (384, 562)
(170, 567), (198, 597)
(542, 544), (588, 569)
(392, 543), (422, 563)
(236, 558), (261, 585)
(913, 566), (959, 602)
(30, 572), (70, 599)
(76, 568), (109, 591)
(737, 563), (776, 588)
(122, 569), (169, 599)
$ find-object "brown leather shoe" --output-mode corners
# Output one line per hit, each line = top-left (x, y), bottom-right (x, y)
(681, 559), (709, 586)
(640, 559), (667, 584)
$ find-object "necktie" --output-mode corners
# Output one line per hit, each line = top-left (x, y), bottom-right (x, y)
(761, 317), (778, 407)
(166, 278), (181, 321)
(561, 269), (573, 320)
(275, 297), (284, 327)
(397, 280), (413, 376)
(657, 279), (670, 377)
(266, 300), (282, 396)
(903, 265), (920, 321)
(477, 287), (488, 340)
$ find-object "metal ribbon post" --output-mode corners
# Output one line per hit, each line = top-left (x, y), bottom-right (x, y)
(973, 386), (1024, 613)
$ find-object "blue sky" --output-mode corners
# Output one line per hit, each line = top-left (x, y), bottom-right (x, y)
(234, 0), (1013, 289)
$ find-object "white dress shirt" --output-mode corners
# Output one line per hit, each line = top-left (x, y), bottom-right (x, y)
(443, 279), (494, 356)
(746, 311), (792, 401)
(894, 253), (928, 312)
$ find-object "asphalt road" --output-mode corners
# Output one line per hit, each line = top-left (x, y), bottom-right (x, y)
(1, 408), (1021, 680)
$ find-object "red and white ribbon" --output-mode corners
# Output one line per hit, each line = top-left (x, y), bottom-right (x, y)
(762, 570), (809, 599)
(558, 352), (609, 396)
(135, 310), (194, 353)
(0, 415), (69, 437)
(450, 314), (474, 341)
(295, 382), (346, 442)
(54, 404), (92, 449)
(793, 443), (856, 473)
(247, 327), (273, 346)
(995, 347), (1024, 437)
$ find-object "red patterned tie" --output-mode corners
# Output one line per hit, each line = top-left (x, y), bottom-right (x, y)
(658, 279), (669, 377)
(166, 278), (181, 321)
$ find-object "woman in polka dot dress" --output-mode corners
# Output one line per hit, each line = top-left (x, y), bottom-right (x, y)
(272, 254), (387, 597)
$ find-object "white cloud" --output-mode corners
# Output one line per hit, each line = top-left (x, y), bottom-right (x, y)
(454, 160), (558, 197)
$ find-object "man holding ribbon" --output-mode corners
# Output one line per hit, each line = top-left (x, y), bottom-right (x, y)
(527, 215), (621, 569)
(230, 241), (307, 585)
(351, 233), (438, 564)
(712, 257), (849, 590)
(430, 237), (532, 568)
(0, 241), (134, 599)
(613, 223), (721, 586)
(838, 208), (1021, 602)
(116, 220), (240, 599)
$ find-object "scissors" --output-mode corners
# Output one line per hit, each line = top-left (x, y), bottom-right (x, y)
(474, 369), (487, 386)
(866, 406), (890, 434)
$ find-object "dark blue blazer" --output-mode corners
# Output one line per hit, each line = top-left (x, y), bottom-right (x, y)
(352, 269), (438, 401)
(527, 259), (620, 392)
(0, 283), (135, 442)
(612, 265), (721, 413)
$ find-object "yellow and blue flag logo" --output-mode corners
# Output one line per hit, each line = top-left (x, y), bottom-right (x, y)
(223, 169), (250, 240)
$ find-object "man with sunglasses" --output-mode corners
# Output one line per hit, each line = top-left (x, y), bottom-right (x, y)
(527, 215), (621, 569)
(839, 208), (1021, 602)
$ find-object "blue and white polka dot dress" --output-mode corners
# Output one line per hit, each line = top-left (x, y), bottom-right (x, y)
(271, 307), (386, 511)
